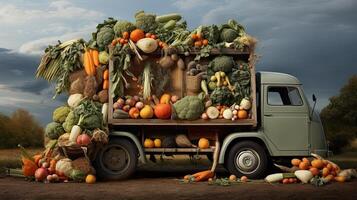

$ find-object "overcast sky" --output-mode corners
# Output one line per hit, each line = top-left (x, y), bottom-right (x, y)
(0, 0), (356, 125)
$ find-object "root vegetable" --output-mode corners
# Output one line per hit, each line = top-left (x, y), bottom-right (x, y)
(159, 55), (175, 69)
(177, 58), (185, 70)
(201, 113), (208, 120)
(135, 102), (144, 110)
(206, 106), (219, 119)
(294, 170), (313, 183)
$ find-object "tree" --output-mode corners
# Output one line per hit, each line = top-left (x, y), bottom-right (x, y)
(320, 75), (357, 153)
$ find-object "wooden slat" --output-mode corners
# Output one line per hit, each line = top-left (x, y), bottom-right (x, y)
(110, 118), (256, 126)
(145, 147), (215, 153)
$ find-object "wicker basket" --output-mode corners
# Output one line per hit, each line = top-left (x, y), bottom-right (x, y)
(186, 75), (201, 96)
(60, 143), (95, 160)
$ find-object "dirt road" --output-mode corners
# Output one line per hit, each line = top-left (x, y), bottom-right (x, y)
(1, 169), (356, 200)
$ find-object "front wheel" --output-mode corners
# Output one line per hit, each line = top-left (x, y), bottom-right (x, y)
(226, 141), (268, 179)
(94, 138), (138, 180)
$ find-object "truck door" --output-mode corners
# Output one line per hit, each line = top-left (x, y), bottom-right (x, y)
(262, 85), (309, 152)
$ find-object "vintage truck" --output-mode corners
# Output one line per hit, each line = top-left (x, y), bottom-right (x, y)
(93, 48), (328, 180)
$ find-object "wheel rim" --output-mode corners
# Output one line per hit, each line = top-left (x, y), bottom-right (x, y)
(234, 149), (260, 174)
(100, 144), (130, 174)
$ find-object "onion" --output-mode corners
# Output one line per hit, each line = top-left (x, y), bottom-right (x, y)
(135, 102), (144, 110)
(35, 167), (48, 182)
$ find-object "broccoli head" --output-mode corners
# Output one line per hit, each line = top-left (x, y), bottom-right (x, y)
(173, 95), (204, 120)
(220, 28), (239, 43)
(45, 122), (65, 139)
(210, 86), (235, 106)
(209, 56), (235, 73)
(53, 106), (70, 123)
(135, 10), (158, 33)
(97, 27), (115, 50)
(113, 20), (136, 37)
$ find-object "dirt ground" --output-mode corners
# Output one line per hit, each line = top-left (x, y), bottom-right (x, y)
(1, 166), (356, 200)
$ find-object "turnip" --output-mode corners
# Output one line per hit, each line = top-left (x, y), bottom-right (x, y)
(35, 167), (48, 182)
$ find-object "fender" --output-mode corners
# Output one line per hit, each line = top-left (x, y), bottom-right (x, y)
(110, 131), (146, 164)
(218, 132), (272, 164)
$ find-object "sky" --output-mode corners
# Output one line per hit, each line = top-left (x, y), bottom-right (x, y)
(0, 0), (356, 126)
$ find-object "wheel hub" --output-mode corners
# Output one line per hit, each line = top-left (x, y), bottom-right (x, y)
(102, 146), (129, 172)
(235, 150), (260, 174)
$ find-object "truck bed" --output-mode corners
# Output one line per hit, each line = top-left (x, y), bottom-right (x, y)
(108, 48), (257, 127)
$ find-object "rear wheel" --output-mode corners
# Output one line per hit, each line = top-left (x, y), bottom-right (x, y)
(226, 141), (268, 179)
(94, 138), (137, 180)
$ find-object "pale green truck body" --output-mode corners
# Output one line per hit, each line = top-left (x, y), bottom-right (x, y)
(96, 71), (328, 179)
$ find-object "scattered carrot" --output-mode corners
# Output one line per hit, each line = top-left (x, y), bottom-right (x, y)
(103, 79), (109, 90)
(103, 69), (109, 80)
(191, 34), (198, 40)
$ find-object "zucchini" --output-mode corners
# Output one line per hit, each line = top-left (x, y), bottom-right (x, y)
(113, 109), (129, 119)
(163, 20), (177, 30)
(156, 13), (182, 23)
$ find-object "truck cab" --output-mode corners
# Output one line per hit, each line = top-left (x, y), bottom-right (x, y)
(219, 71), (328, 177)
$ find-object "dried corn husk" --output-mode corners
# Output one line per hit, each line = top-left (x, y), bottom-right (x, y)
(175, 134), (195, 148)
(92, 129), (108, 144)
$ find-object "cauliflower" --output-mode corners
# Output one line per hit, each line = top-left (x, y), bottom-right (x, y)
(173, 95), (204, 120)
(45, 122), (65, 139)
(134, 10), (158, 33)
(220, 28), (239, 43)
(209, 56), (235, 73)
(113, 20), (136, 37)
(53, 106), (70, 123)
(62, 111), (79, 133)
(96, 27), (115, 50)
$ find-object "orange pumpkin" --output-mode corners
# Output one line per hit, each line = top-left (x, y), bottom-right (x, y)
(198, 138), (210, 149)
(302, 157), (310, 166)
(291, 158), (301, 167)
(311, 159), (324, 169)
(144, 139), (155, 148)
(160, 93), (171, 104)
(129, 107), (140, 119)
(154, 104), (171, 119)
(299, 161), (309, 170)
(130, 29), (145, 42)
(237, 109), (248, 119)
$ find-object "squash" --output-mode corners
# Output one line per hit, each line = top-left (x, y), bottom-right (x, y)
(198, 138), (210, 149)
(154, 139), (162, 148)
(237, 109), (248, 119)
(154, 104), (171, 119)
(136, 38), (158, 53)
(86, 174), (96, 184)
(311, 159), (324, 169)
(160, 93), (171, 104)
(294, 170), (313, 183)
(309, 167), (320, 176)
(291, 158), (301, 167)
(130, 29), (145, 42)
(175, 134), (195, 148)
(140, 105), (154, 119)
(144, 138), (155, 148)
(299, 161), (310, 170)
(129, 107), (140, 119)
(68, 93), (84, 108)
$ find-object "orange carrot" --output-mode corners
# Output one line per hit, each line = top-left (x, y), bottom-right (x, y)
(90, 49), (100, 67)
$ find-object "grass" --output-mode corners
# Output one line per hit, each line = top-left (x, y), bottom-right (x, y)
(0, 148), (43, 169)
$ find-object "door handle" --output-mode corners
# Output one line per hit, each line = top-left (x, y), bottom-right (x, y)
(264, 114), (272, 117)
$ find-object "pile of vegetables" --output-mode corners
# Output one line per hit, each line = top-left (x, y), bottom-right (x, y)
(265, 153), (357, 186)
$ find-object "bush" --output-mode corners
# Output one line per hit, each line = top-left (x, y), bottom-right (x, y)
(320, 75), (357, 153)
(0, 109), (44, 149)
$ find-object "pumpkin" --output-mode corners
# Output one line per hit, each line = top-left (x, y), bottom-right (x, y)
(130, 29), (145, 42)
(299, 161), (309, 170)
(140, 105), (154, 119)
(76, 134), (91, 146)
(291, 158), (301, 167)
(136, 38), (158, 53)
(154, 139), (162, 148)
(237, 109), (248, 119)
(154, 104), (171, 119)
(229, 174), (237, 181)
(86, 174), (96, 184)
(311, 159), (324, 169)
(198, 138), (210, 149)
(129, 107), (140, 119)
(160, 93), (171, 104)
(144, 138), (155, 148)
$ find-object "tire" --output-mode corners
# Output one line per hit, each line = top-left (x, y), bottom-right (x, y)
(94, 138), (138, 180)
(226, 141), (268, 179)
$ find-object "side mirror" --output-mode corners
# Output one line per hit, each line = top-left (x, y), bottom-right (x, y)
(312, 94), (317, 102)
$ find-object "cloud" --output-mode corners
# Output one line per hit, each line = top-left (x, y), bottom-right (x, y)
(18, 25), (94, 55)
(0, 0), (103, 25)
(172, 0), (217, 10)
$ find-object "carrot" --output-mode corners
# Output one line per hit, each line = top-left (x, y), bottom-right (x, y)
(90, 49), (99, 67)
(191, 170), (214, 182)
(196, 33), (203, 40)
(111, 39), (118, 46)
(83, 49), (96, 76)
(103, 69), (109, 80)
(103, 79), (109, 90)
